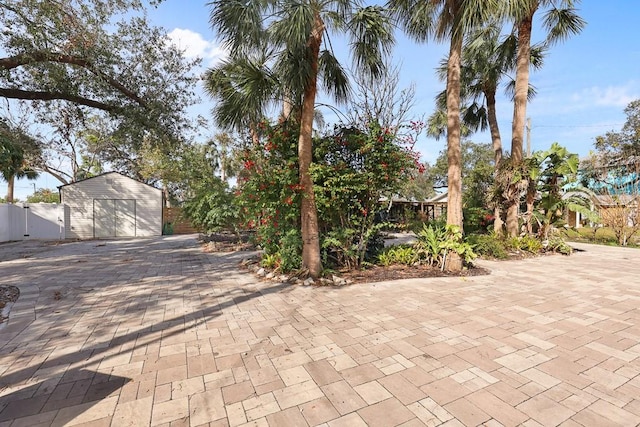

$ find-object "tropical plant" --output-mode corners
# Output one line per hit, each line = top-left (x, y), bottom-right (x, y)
(414, 223), (476, 269)
(546, 236), (572, 255)
(532, 142), (598, 240)
(388, 0), (498, 271)
(414, 223), (447, 267)
(208, 0), (394, 278)
(180, 143), (241, 233)
(377, 245), (417, 266)
(181, 178), (239, 233)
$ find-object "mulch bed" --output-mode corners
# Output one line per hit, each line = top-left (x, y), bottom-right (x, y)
(0, 286), (20, 324)
(338, 263), (490, 284)
(199, 233), (256, 253)
(199, 232), (491, 285)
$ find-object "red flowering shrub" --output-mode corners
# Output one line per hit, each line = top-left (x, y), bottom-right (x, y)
(313, 122), (418, 268)
(237, 121), (423, 271)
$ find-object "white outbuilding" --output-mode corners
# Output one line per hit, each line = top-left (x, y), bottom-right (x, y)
(59, 172), (163, 239)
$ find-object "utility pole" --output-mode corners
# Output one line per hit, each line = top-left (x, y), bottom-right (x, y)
(526, 117), (532, 157)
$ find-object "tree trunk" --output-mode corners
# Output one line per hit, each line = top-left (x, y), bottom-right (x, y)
(486, 88), (503, 235)
(281, 91), (295, 122)
(249, 122), (260, 146)
(6, 175), (15, 203)
(298, 12), (324, 278)
(506, 203), (519, 236)
(445, 35), (463, 272)
(525, 178), (535, 234)
(507, 12), (534, 237)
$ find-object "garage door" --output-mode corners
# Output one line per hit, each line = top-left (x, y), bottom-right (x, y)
(93, 199), (136, 237)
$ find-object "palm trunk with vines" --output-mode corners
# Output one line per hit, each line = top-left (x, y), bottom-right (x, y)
(507, 12), (534, 237)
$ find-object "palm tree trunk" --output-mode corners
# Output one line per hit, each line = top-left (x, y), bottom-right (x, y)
(298, 12), (324, 278)
(281, 91), (295, 122)
(6, 175), (15, 203)
(507, 12), (534, 237)
(445, 34), (463, 272)
(486, 88), (504, 235)
(249, 122), (260, 146)
(526, 180), (535, 234)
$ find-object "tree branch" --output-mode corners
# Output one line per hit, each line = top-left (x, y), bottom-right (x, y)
(0, 51), (147, 107)
(37, 164), (71, 185)
(0, 87), (122, 113)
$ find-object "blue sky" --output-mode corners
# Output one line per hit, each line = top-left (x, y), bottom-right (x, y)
(5, 1), (640, 200)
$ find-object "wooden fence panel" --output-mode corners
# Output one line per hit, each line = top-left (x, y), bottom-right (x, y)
(163, 207), (201, 234)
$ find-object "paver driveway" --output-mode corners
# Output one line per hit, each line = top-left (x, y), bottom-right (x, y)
(1, 235), (640, 427)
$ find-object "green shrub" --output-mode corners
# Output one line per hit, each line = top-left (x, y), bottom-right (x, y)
(464, 207), (494, 234)
(519, 235), (543, 253)
(261, 253), (280, 269)
(466, 234), (509, 259)
(414, 223), (446, 266)
(377, 250), (394, 267)
(377, 245), (417, 266)
(414, 223), (476, 267)
(277, 229), (303, 272)
(504, 236), (523, 251)
(546, 237), (573, 255)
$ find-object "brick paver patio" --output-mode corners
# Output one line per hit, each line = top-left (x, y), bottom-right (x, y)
(1, 235), (640, 426)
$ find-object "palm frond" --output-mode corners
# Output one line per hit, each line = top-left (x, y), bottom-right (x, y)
(318, 50), (350, 104)
(208, 0), (268, 56)
(204, 57), (279, 131)
(269, 1), (314, 52)
(349, 5), (394, 80)
(387, 0), (438, 43)
(543, 7), (587, 45)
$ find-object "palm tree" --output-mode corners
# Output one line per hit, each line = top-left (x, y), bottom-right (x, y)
(204, 55), (278, 145)
(208, 1), (394, 278)
(1, 118), (40, 203)
(388, 0), (498, 271)
(505, 0), (585, 236)
(434, 26), (546, 233)
(1, 141), (39, 203)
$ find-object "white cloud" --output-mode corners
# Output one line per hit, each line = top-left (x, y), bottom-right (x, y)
(571, 82), (640, 108)
(167, 28), (227, 66)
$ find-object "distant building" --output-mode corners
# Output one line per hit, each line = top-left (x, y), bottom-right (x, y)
(380, 192), (447, 223)
(59, 172), (163, 239)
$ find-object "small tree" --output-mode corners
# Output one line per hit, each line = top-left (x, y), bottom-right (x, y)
(179, 143), (240, 233)
(314, 122), (417, 268)
(235, 120), (418, 272)
(26, 188), (59, 203)
(581, 100), (640, 245)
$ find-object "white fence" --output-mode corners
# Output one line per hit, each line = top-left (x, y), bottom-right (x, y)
(0, 203), (66, 242)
